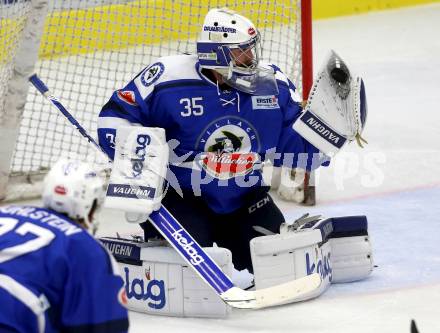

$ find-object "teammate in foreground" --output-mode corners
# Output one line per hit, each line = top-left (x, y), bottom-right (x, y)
(98, 8), (367, 273)
(0, 159), (129, 332)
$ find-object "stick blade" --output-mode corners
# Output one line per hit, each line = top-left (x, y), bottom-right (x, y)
(221, 273), (322, 309)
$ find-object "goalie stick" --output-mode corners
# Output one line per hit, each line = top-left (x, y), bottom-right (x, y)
(29, 74), (322, 309)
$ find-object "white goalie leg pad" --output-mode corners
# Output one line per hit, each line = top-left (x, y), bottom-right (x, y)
(104, 126), (169, 216)
(100, 237), (232, 318)
(250, 227), (331, 303)
(327, 215), (374, 283)
(250, 215), (374, 301)
(330, 236), (373, 283)
(293, 50), (367, 155)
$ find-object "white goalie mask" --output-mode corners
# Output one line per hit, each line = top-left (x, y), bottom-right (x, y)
(42, 158), (106, 233)
(197, 8), (278, 95)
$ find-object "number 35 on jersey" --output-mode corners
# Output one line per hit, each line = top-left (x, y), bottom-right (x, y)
(180, 97), (204, 117)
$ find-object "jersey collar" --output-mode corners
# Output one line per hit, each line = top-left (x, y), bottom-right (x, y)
(195, 62), (218, 88)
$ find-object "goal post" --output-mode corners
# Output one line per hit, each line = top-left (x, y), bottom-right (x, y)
(0, 0), (48, 201)
(301, 0), (316, 205)
(0, 0), (313, 202)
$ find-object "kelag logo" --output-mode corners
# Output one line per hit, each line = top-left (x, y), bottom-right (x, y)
(124, 267), (166, 310)
(171, 229), (204, 265)
(306, 249), (332, 282)
(129, 134), (151, 179)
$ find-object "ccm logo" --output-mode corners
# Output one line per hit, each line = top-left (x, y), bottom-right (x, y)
(248, 196), (270, 213)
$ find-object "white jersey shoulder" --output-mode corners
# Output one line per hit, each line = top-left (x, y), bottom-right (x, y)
(134, 54), (201, 99)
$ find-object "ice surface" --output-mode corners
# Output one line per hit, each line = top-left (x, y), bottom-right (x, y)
(10, 4), (440, 332)
(122, 5), (440, 332)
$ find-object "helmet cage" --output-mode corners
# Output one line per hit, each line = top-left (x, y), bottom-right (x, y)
(222, 33), (261, 74)
(197, 32), (261, 74)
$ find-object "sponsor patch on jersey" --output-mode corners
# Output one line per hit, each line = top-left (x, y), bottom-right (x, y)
(117, 90), (137, 106)
(251, 95), (279, 109)
(201, 152), (259, 180)
(140, 62), (164, 87)
(197, 116), (261, 179)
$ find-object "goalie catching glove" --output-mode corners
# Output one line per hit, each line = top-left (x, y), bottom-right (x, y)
(293, 50), (368, 156)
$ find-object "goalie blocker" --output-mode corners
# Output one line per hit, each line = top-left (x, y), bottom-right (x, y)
(104, 126), (169, 215)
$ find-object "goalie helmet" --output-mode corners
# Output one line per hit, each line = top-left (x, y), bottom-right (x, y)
(42, 158), (106, 232)
(197, 8), (278, 95)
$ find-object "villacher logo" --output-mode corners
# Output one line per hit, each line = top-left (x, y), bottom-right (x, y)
(201, 152), (258, 180)
(197, 117), (260, 179)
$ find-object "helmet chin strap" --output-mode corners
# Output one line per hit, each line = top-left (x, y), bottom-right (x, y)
(83, 201), (101, 235)
(90, 219), (99, 236)
(82, 214), (99, 236)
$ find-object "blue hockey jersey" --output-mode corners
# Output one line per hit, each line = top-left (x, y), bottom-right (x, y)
(98, 54), (327, 213)
(0, 205), (128, 333)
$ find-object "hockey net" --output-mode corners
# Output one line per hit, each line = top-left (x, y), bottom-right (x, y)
(0, 0), (313, 202)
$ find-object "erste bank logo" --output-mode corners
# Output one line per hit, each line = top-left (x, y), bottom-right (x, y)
(251, 95), (279, 110)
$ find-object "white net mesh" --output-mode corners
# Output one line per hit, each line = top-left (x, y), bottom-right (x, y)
(0, 0), (31, 125)
(1, 0), (306, 200)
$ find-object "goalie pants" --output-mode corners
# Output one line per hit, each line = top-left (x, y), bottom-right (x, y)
(141, 187), (285, 272)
